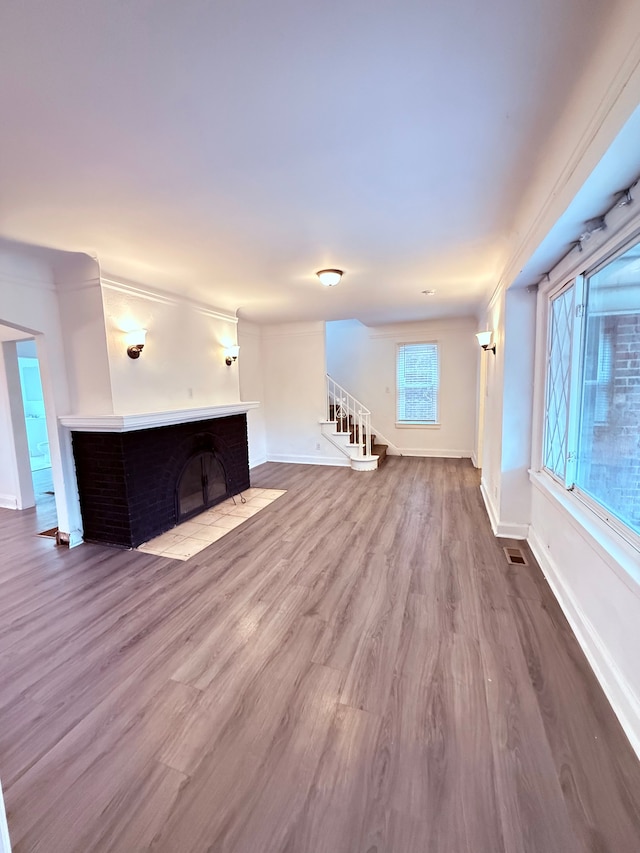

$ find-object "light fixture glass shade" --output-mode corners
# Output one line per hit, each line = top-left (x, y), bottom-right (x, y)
(125, 329), (146, 347)
(225, 345), (240, 359)
(316, 269), (343, 287)
(476, 330), (492, 348)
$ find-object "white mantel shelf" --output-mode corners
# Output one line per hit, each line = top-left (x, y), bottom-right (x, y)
(59, 402), (260, 433)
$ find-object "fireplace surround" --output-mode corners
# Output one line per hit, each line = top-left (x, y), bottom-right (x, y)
(64, 405), (256, 548)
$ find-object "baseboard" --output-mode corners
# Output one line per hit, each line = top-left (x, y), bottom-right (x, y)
(399, 448), (472, 458)
(249, 455), (268, 469)
(471, 451), (479, 468)
(495, 521), (529, 539)
(266, 453), (350, 467)
(529, 528), (640, 759)
(0, 495), (17, 510)
(480, 479), (499, 534)
(479, 480), (529, 539)
(69, 529), (84, 549)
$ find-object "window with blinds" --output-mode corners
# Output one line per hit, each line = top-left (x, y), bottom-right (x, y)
(396, 343), (439, 424)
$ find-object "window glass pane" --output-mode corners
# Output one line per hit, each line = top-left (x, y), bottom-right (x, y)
(396, 343), (439, 423)
(576, 243), (640, 535)
(544, 285), (575, 480)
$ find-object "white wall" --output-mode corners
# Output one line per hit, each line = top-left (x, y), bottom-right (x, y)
(56, 258), (113, 415)
(0, 343), (34, 509)
(238, 320), (267, 468)
(479, 286), (537, 538)
(478, 289), (504, 522)
(499, 0), (640, 292)
(262, 321), (346, 466)
(529, 476), (640, 756)
(0, 245), (83, 542)
(523, 192), (640, 757)
(326, 317), (477, 457)
(101, 278), (240, 414)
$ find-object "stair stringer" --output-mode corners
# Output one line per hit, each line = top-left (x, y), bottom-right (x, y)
(320, 421), (379, 471)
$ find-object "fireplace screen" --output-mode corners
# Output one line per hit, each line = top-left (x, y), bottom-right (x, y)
(176, 451), (227, 522)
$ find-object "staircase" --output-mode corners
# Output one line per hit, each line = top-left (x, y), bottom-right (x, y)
(320, 376), (388, 471)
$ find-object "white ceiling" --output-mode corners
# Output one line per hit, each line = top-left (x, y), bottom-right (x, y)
(0, 0), (629, 324)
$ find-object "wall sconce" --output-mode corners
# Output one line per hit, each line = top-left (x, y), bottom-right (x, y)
(316, 269), (343, 287)
(225, 345), (240, 366)
(476, 330), (496, 355)
(125, 329), (147, 359)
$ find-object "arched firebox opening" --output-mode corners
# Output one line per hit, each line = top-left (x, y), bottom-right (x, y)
(175, 451), (228, 523)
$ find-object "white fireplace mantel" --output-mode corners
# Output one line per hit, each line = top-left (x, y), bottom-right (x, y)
(59, 402), (260, 433)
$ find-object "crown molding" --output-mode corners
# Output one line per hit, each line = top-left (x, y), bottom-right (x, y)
(101, 276), (238, 323)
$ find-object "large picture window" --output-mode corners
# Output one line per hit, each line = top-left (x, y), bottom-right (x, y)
(396, 342), (439, 424)
(543, 239), (640, 538)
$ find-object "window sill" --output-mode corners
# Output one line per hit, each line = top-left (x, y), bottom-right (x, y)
(395, 422), (441, 429)
(529, 469), (640, 597)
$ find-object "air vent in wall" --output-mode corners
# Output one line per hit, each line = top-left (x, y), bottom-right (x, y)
(503, 546), (528, 566)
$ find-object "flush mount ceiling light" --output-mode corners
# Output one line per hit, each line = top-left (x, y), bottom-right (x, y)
(316, 269), (343, 287)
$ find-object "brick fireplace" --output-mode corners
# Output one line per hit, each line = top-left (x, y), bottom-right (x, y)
(63, 404), (256, 548)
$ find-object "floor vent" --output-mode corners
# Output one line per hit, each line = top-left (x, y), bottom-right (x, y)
(503, 546), (528, 566)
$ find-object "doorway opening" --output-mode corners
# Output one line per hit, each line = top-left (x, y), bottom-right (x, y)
(16, 340), (54, 513)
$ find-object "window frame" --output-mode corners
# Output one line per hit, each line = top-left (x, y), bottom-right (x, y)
(395, 341), (441, 427)
(539, 232), (640, 552)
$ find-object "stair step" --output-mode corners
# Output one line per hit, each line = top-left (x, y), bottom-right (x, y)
(372, 443), (388, 466)
(350, 426), (376, 446)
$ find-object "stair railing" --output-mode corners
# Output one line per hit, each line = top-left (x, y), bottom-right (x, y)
(326, 375), (372, 458)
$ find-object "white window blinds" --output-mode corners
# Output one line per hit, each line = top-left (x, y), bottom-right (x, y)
(396, 343), (439, 423)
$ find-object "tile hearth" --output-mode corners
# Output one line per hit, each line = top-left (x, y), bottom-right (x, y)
(136, 487), (286, 561)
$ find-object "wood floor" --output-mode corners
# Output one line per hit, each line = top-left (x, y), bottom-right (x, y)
(1, 458), (640, 852)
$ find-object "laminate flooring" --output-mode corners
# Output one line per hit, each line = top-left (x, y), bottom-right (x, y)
(1, 458), (639, 852)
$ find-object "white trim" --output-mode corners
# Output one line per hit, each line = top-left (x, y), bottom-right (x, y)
(192, 303), (238, 323)
(400, 448), (471, 458)
(266, 453), (350, 467)
(101, 277), (179, 305)
(495, 521), (529, 539)
(350, 457), (379, 471)
(480, 478), (500, 534)
(261, 322), (325, 339)
(0, 495), (17, 510)
(530, 470), (640, 595)
(528, 527), (640, 760)
(395, 423), (440, 429)
(59, 402), (260, 433)
(249, 455), (268, 469)
(471, 451), (479, 468)
(68, 529), (84, 548)
(480, 479), (529, 539)
(368, 318), (477, 339)
(101, 277), (238, 323)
